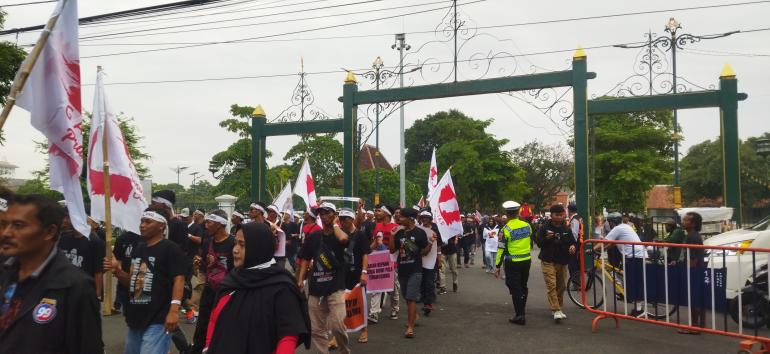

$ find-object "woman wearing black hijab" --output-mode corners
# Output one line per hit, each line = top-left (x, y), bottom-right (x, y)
(204, 223), (311, 354)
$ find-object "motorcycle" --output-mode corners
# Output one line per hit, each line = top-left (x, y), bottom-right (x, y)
(729, 264), (770, 329)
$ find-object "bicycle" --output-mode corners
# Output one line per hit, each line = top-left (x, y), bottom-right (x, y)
(567, 248), (678, 320)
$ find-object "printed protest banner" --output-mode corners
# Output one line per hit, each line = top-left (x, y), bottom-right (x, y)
(366, 250), (394, 293)
(344, 284), (367, 333)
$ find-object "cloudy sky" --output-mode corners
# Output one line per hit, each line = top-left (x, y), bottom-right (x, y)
(1, 0), (768, 190)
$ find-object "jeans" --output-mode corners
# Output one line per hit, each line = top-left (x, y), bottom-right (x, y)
(309, 291), (350, 354)
(541, 261), (568, 311)
(484, 251), (496, 272)
(124, 324), (171, 354)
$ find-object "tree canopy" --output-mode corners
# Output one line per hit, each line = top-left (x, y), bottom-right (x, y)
(404, 109), (528, 212)
(512, 140), (574, 212)
(681, 132), (770, 213)
(593, 110), (673, 212)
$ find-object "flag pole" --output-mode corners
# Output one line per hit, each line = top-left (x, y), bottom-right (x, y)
(0, 0), (68, 131)
(98, 66), (114, 316)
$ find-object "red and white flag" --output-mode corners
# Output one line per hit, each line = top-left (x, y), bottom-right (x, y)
(293, 158), (318, 212)
(428, 169), (463, 243)
(87, 68), (147, 235)
(427, 148), (438, 198)
(474, 210), (482, 223)
(417, 195), (426, 209)
(16, 0), (89, 237)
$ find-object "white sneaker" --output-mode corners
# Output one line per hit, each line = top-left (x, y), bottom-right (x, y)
(553, 311), (561, 321)
(557, 310), (567, 319)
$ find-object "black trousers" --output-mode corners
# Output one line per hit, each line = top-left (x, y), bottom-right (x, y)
(461, 241), (473, 265)
(191, 285), (216, 353)
(504, 259), (531, 317)
(421, 268), (436, 306)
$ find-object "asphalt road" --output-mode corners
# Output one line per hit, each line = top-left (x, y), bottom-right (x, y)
(103, 251), (744, 353)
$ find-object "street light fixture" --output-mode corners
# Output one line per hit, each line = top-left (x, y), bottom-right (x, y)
(209, 159), (246, 179)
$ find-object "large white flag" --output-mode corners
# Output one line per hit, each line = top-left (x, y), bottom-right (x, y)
(87, 68), (147, 235)
(273, 180), (294, 219)
(427, 148), (438, 198)
(16, 0), (89, 237)
(428, 169), (463, 243)
(293, 158), (318, 212)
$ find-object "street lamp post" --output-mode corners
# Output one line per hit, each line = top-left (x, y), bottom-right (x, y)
(616, 18), (738, 207)
(393, 33), (411, 207)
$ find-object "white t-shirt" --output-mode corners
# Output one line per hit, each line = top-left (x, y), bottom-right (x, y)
(419, 225), (438, 270)
(605, 223), (646, 258)
(483, 227), (499, 253)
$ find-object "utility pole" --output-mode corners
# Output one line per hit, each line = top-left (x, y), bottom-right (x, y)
(393, 33), (410, 207)
(170, 165), (189, 186)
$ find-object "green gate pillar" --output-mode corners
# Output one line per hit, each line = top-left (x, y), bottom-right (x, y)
(719, 64), (742, 225)
(343, 72), (359, 201)
(251, 105), (267, 203)
(572, 48), (591, 233)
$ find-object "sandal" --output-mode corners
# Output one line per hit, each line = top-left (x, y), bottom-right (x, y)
(358, 330), (369, 343)
(404, 328), (415, 338)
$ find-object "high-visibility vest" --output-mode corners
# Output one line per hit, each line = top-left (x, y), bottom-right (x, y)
(496, 219), (532, 265)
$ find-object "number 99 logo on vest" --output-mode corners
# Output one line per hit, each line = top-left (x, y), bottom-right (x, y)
(32, 299), (57, 324)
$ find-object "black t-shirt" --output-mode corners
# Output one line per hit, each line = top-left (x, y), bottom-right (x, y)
(345, 229), (372, 290)
(683, 231), (705, 268)
(200, 235), (236, 280)
(394, 227), (429, 276)
(298, 230), (346, 297)
(282, 221), (300, 255)
(58, 231), (105, 277)
(361, 220), (376, 242)
(125, 239), (186, 329)
(462, 223), (475, 245)
(113, 231), (141, 292)
(442, 236), (458, 255)
(168, 218), (191, 255)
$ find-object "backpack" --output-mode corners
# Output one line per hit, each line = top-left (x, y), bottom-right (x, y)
(205, 239), (228, 291)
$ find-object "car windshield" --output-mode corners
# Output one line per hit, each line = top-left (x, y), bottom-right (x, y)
(750, 215), (770, 231)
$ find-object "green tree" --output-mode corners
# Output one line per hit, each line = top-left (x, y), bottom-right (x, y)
(681, 132), (770, 218)
(593, 110), (674, 212)
(0, 8), (38, 144)
(283, 134), (343, 196)
(15, 178), (63, 200)
(404, 109), (528, 211)
(512, 140), (574, 212)
(359, 167), (422, 207)
(210, 104), (268, 207)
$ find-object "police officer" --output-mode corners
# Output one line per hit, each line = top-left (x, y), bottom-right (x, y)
(494, 201), (532, 325)
(0, 194), (103, 353)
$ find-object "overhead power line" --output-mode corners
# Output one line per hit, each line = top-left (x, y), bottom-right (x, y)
(0, 0), (56, 7)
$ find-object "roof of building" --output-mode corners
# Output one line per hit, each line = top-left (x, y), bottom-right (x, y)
(358, 144), (392, 171)
(646, 185), (674, 210)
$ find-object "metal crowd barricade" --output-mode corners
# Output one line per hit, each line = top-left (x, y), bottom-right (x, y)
(580, 239), (770, 353)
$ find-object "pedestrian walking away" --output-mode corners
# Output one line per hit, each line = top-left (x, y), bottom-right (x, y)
(534, 204), (576, 322)
(204, 222), (311, 353)
(495, 201), (532, 326)
(0, 193), (103, 354)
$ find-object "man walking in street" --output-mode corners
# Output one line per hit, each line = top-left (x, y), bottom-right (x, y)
(104, 206), (186, 354)
(418, 210), (440, 315)
(390, 207), (433, 338)
(495, 201), (532, 325)
(0, 194), (103, 354)
(439, 231), (459, 294)
(58, 208), (106, 301)
(190, 210), (234, 354)
(567, 203), (583, 286)
(340, 207), (372, 343)
(296, 202), (351, 354)
(534, 204), (576, 322)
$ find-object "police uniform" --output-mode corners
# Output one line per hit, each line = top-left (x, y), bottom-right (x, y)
(0, 247), (103, 354)
(495, 201), (532, 325)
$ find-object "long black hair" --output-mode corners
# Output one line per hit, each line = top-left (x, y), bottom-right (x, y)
(685, 212), (703, 232)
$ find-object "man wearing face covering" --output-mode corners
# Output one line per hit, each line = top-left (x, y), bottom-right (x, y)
(204, 222), (310, 354)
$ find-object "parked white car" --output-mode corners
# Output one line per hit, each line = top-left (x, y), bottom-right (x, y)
(705, 215), (770, 298)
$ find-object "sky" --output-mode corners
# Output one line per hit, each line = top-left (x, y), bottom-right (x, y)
(1, 0), (768, 191)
